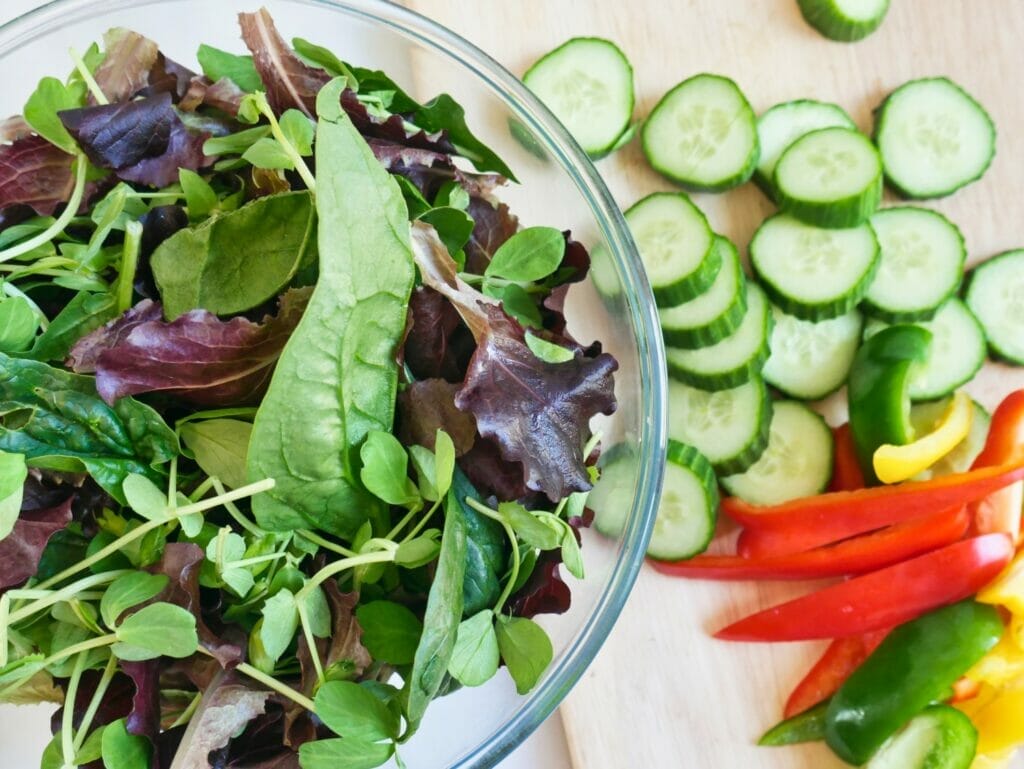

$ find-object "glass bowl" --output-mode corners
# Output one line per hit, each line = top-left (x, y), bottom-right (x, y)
(0, 0), (666, 766)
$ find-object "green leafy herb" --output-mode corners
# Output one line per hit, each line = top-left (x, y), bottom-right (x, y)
(448, 609), (500, 687)
(452, 469), (505, 616)
(178, 169), (218, 220)
(500, 502), (562, 551)
(100, 719), (151, 769)
(0, 450), (27, 541)
(196, 44), (262, 91)
(485, 226), (565, 283)
(25, 291), (117, 362)
(179, 418), (252, 490)
(316, 680), (400, 742)
(298, 738), (395, 769)
(356, 601), (424, 666)
(495, 616), (553, 695)
(360, 430), (420, 508)
(122, 473), (169, 521)
(203, 125), (272, 157)
(0, 296), (39, 353)
(525, 332), (575, 364)
(99, 572), (169, 628)
(484, 282), (542, 328)
(292, 37), (360, 86)
(418, 207), (474, 259)
(152, 191), (316, 320)
(260, 588), (299, 662)
(112, 602), (199, 661)
(24, 76), (81, 154)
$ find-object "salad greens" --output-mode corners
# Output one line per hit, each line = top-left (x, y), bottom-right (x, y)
(0, 9), (616, 769)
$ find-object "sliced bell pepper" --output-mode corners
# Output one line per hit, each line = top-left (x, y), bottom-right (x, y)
(848, 324), (932, 485)
(715, 534), (1013, 642)
(725, 461), (1024, 559)
(653, 506), (968, 581)
(874, 390), (973, 484)
(784, 630), (890, 719)
(758, 701), (829, 746)
(970, 390), (1024, 539)
(962, 682), (1024, 755)
(824, 600), (1004, 766)
(829, 422), (865, 492)
(951, 676), (982, 703)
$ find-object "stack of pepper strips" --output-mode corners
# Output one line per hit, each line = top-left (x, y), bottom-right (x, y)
(654, 324), (1024, 765)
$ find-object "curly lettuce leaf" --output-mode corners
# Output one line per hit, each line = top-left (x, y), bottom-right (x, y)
(0, 134), (76, 216)
(0, 493), (72, 591)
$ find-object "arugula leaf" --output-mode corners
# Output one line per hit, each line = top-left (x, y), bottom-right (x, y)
(405, 484), (467, 726)
(248, 83), (415, 537)
(316, 680), (400, 742)
(179, 419), (252, 489)
(100, 718), (151, 769)
(355, 601), (423, 666)
(23, 76), (81, 154)
(448, 609), (500, 687)
(196, 44), (262, 92)
(27, 291), (118, 362)
(99, 572), (168, 628)
(495, 615), (553, 695)
(414, 93), (516, 179)
(152, 191), (316, 319)
(112, 602), (198, 661)
(485, 226), (564, 283)
(298, 738), (394, 769)
(359, 430), (420, 508)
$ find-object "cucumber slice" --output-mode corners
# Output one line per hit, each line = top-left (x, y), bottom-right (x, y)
(864, 298), (986, 401)
(774, 126), (883, 228)
(763, 305), (864, 400)
(796, 0), (890, 42)
(755, 99), (856, 198)
(642, 73), (759, 192)
(668, 377), (772, 475)
(649, 440), (719, 561)
(666, 283), (772, 389)
(721, 401), (834, 505)
(625, 192), (718, 307)
(523, 37), (635, 159)
(659, 236), (747, 348)
(966, 249), (1024, 365)
(865, 705), (977, 769)
(591, 443), (639, 539)
(912, 398), (990, 480)
(864, 207), (966, 322)
(750, 213), (879, 320)
(875, 77), (995, 199)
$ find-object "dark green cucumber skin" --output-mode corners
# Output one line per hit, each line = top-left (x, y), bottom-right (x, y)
(712, 378), (773, 476)
(775, 172), (883, 229)
(641, 73), (760, 193)
(874, 77), (996, 200)
(662, 439), (720, 559)
(755, 253), (878, 322)
(666, 340), (771, 391)
(652, 238), (722, 307)
(661, 288), (747, 349)
(522, 36), (636, 159)
(796, 0), (890, 42)
(966, 249), (1024, 366)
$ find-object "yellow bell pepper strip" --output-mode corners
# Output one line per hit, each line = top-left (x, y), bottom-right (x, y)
(874, 391), (973, 484)
(970, 750), (1016, 769)
(978, 553), (1024, 616)
(964, 681), (1024, 755)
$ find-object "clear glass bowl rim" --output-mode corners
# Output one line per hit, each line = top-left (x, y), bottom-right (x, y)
(0, 1), (668, 765)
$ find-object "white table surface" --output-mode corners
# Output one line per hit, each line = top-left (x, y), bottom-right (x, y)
(0, 2), (571, 767)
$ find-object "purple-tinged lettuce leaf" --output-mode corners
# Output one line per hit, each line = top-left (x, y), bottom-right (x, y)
(509, 550), (571, 619)
(52, 668), (135, 769)
(404, 286), (473, 382)
(117, 117), (211, 188)
(144, 53), (199, 102)
(122, 660), (162, 751)
(90, 27), (159, 104)
(200, 78), (247, 116)
(368, 139), (504, 201)
(396, 378), (476, 456)
(0, 116), (32, 143)
(457, 437), (530, 504)
(0, 134), (75, 215)
(464, 197), (519, 274)
(0, 495), (72, 591)
(68, 289), (310, 406)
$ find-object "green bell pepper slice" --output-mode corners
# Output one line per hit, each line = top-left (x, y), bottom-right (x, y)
(848, 324), (932, 485)
(825, 600), (1003, 765)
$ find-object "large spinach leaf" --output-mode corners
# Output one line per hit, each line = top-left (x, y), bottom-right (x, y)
(0, 354), (177, 501)
(247, 82), (415, 537)
(404, 485), (467, 727)
(451, 468), (505, 616)
(151, 191), (315, 320)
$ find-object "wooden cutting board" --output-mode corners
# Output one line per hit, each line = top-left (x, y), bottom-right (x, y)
(404, 1), (1024, 766)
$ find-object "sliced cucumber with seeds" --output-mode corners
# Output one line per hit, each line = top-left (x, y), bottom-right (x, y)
(864, 207), (966, 322)
(865, 705), (977, 769)
(912, 398), (990, 480)
(642, 73), (759, 192)
(523, 37), (635, 159)
(750, 213), (879, 320)
(591, 443), (639, 539)
(660, 236), (747, 349)
(625, 192), (718, 307)
(666, 283), (771, 390)
(763, 305), (864, 400)
(648, 441), (719, 561)
(721, 401), (834, 506)
(774, 126), (883, 228)
(864, 298), (986, 401)
(966, 249), (1024, 365)
(755, 99), (855, 198)
(796, 0), (890, 42)
(669, 377), (772, 475)
(875, 77), (995, 199)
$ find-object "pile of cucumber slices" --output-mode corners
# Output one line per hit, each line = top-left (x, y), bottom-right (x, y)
(524, 21), (1024, 562)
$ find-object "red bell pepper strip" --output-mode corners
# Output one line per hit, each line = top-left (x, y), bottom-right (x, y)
(969, 390), (1024, 539)
(725, 461), (1024, 559)
(714, 534), (1014, 642)
(784, 629), (890, 718)
(830, 422), (865, 492)
(950, 676), (981, 704)
(652, 506), (968, 581)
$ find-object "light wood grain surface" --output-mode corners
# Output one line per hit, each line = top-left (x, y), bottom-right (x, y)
(404, 1), (1024, 767)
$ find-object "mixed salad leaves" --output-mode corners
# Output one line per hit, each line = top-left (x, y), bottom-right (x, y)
(0, 9), (618, 769)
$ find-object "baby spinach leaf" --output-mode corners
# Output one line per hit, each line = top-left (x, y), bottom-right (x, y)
(356, 601), (424, 666)
(484, 226), (564, 283)
(112, 602), (198, 661)
(179, 418), (251, 489)
(298, 738), (394, 769)
(0, 450), (26, 541)
(248, 86), (415, 537)
(196, 44), (262, 92)
(448, 609), (500, 687)
(26, 291), (117, 362)
(0, 297), (39, 354)
(23, 76), (81, 154)
(414, 93), (515, 179)
(280, 109), (315, 156)
(242, 137), (295, 170)
(101, 718), (151, 769)
(359, 430), (420, 508)
(100, 572), (168, 628)
(417, 206), (474, 259)
(0, 353), (177, 501)
(495, 615), (553, 695)
(451, 468), (505, 617)
(152, 191), (315, 320)
(561, 526), (585, 580)
(315, 680), (400, 742)
(122, 474), (169, 521)
(405, 484), (467, 726)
